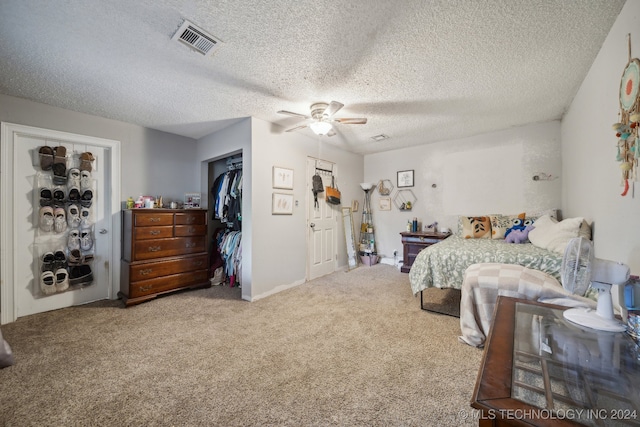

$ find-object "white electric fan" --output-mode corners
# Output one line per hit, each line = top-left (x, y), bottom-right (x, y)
(561, 237), (629, 332)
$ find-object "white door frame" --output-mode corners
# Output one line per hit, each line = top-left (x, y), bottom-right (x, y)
(1, 122), (121, 324)
(305, 156), (338, 281)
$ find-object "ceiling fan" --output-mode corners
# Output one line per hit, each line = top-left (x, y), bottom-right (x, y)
(277, 101), (367, 136)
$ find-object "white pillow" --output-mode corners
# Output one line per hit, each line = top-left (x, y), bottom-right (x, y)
(528, 215), (584, 253)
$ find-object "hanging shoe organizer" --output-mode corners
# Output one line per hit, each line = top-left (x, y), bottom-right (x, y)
(34, 144), (96, 296)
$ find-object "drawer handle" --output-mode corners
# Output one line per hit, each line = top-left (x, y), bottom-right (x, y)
(149, 230), (161, 235)
(139, 285), (152, 292)
(148, 217), (161, 222)
(148, 246), (161, 252)
(186, 217), (196, 224)
(185, 242), (196, 248)
(419, 236), (425, 241)
(139, 268), (153, 276)
(187, 227), (196, 233)
(192, 261), (203, 267)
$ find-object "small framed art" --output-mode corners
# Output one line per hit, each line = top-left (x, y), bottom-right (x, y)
(379, 197), (391, 211)
(397, 170), (414, 188)
(272, 166), (294, 190)
(272, 192), (294, 215)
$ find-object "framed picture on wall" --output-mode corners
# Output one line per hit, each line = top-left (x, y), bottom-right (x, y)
(379, 197), (391, 211)
(272, 166), (294, 189)
(397, 170), (414, 188)
(272, 192), (294, 215)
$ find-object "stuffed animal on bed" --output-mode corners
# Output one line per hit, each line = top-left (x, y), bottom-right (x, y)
(505, 225), (534, 244)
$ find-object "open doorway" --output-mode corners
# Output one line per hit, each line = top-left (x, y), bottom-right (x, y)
(207, 153), (243, 298)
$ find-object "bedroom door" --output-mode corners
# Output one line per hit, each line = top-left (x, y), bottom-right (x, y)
(306, 157), (338, 280)
(1, 123), (121, 324)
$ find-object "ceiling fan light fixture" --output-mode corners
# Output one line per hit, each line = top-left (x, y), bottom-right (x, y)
(309, 121), (333, 135)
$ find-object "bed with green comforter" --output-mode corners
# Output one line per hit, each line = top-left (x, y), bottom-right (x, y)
(408, 234), (563, 295)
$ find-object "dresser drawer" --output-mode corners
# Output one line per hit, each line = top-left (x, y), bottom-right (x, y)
(129, 269), (209, 298)
(176, 212), (206, 225)
(134, 213), (174, 227)
(134, 226), (174, 240)
(175, 224), (206, 237)
(133, 236), (206, 261)
(402, 235), (443, 245)
(129, 254), (208, 281)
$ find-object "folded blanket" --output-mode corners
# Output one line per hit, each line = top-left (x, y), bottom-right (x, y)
(0, 328), (14, 368)
(459, 263), (596, 347)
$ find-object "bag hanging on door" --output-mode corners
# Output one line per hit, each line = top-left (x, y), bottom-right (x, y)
(312, 174), (324, 208)
(325, 176), (341, 205)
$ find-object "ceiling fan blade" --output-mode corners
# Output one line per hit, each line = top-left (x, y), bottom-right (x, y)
(334, 118), (367, 124)
(277, 110), (310, 119)
(323, 101), (344, 118)
(326, 129), (337, 137)
(284, 124), (308, 132)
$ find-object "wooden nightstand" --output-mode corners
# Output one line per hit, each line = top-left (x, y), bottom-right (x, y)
(399, 231), (451, 273)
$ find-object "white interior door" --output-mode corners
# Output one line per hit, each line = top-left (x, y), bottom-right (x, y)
(307, 158), (338, 280)
(1, 123), (121, 323)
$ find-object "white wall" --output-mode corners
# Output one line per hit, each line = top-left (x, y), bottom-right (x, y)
(364, 121), (562, 260)
(562, 0), (640, 275)
(196, 118), (253, 301)
(248, 118), (364, 300)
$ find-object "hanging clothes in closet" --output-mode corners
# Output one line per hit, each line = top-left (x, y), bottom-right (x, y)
(210, 159), (242, 286)
(219, 230), (242, 287)
(211, 168), (242, 231)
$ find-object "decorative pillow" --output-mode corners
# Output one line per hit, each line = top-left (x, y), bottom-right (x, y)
(489, 213), (526, 240)
(461, 216), (492, 239)
(528, 215), (584, 253)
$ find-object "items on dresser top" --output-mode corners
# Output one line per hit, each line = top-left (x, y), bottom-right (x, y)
(120, 209), (209, 306)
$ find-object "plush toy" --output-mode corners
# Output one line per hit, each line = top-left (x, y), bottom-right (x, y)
(505, 225), (534, 244)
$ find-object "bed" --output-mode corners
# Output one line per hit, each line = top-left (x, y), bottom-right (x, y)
(407, 213), (597, 347)
(408, 233), (563, 295)
(408, 212), (591, 295)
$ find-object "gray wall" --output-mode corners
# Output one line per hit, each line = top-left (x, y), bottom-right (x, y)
(247, 117), (364, 300)
(0, 93), (199, 204)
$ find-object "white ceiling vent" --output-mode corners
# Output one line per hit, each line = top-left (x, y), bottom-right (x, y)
(172, 20), (222, 57)
(370, 134), (390, 142)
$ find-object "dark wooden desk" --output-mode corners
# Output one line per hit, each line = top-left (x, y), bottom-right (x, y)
(471, 296), (640, 427)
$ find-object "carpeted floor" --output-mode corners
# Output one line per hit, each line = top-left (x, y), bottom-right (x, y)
(0, 264), (482, 426)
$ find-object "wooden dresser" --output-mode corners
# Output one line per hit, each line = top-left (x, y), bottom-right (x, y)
(120, 208), (209, 306)
(400, 231), (451, 273)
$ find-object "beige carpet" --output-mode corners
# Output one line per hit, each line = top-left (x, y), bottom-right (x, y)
(0, 264), (482, 426)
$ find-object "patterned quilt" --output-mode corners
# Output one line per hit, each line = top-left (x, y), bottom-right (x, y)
(458, 263), (596, 347)
(408, 234), (564, 295)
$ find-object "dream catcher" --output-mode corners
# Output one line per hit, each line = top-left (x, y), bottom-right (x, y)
(613, 35), (640, 196)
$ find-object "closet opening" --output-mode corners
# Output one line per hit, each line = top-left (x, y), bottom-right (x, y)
(207, 153), (243, 299)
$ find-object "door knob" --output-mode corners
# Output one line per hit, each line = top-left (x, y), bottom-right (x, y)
(310, 223), (316, 228)
(99, 229), (108, 234)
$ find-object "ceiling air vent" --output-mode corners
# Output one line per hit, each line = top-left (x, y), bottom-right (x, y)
(172, 20), (222, 57)
(370, 134), (390, 142)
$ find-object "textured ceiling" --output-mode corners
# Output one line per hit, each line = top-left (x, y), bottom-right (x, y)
(0, 0), (626, 154)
